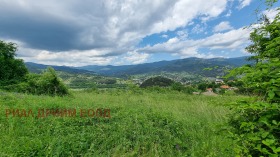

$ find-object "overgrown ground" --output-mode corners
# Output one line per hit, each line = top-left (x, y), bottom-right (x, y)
(0, 89), (247, 156)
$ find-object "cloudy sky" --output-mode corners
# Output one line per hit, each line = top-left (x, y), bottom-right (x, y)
(0, 0), (279, 66)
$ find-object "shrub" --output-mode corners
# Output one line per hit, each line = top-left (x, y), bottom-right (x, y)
(29, 67), (69, 96)
(3, 67), (69, 96)
(226, 3), (280, 156)
(171, 82), (184, 92)
(140, 76), (174, 88)
(228, 101), (280, 156)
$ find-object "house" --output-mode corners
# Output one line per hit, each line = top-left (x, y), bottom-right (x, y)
(220, 85), (230, 89)
(215, 78), (224, 84)
(229, 87), (239, 90)
(206, 88), (213, 92)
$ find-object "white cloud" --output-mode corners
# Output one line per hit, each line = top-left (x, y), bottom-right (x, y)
(138, 27), (251, 57)
(177, 30), (188, 40)
(192, 24), (207, 34)
(161, 34), (169, 38)
(0, 0), (228, 50)
(263, 8), (280, 21)
(15, 26), (251, 66)
(17, 46), (118, 66)
(123, 51), (150, 64)
(178, 47), (216, 58)
(0, 0), (230, 65)
(225, 10), (232, 17)
(150, 0), (227, 33)
(238, 0), (252, 9)
(213, 21), (233, 32)
(203, 27), (250, 50)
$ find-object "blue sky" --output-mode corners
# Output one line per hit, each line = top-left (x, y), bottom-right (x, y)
(0, 0), (279, 66)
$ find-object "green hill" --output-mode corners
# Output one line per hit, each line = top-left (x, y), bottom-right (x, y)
(77, 57), (251, 77)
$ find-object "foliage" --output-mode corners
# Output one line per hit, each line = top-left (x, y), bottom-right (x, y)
(0, 40), (68, 96)
(226, 2), (280, 156)
(29, 67), (69, 96)
(79, 57), (249, 78)
(3, 67), (69, 96)
(140, 76), (174, 88)
(182, 86), (197, 94)
(97, 78), (117, 84)
(229, 101), (280, 156)
(228, 8), (280, 100)
(197, 82), (219, 92)
(197, 82), (208, 91)
(0, 89), (243, 156)
(171, 82), (185, 92)
(0, 40), (28, 86)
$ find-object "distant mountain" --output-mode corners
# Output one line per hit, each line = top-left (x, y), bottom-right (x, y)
(25, 62), (95, 74)
(80, 60), (172, 76)
(25, 57), (251, 77)
(77, 57), (252, 77)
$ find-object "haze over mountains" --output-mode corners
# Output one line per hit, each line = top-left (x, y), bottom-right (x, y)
(25, 57), (251, 78)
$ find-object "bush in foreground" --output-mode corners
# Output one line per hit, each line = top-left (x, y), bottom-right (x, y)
(4, 67), (69, 96)
(226, 3), (280, 156)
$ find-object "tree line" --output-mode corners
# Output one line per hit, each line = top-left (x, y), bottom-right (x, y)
(0, 40), (69, 96)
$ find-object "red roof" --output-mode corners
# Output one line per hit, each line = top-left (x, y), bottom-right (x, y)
(220, 85), (230, 89)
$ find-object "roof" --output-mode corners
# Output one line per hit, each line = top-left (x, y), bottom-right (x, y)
(215, 78), (224, 81)
(220, 85), (230, 89)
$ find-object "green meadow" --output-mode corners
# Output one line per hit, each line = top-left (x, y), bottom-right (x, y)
(0, 89), (246, 156)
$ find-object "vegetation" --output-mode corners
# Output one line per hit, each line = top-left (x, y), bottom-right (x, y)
(0, 1), (278, 156)
(226, 2), (280, 156)
(0, 41), (69, 96)
(76, 57), (250, 78)
(0, 40), (28, 86)
(2, 67), (69, 96)
(0, 89), (245, 156)
(140, 76), (174, 88)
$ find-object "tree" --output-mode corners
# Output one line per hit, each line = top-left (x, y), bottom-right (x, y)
(36, 67), (69, 96)
(226, 2), (280, 156)
(171, 82), (184, 92)
(140, 76), (174, 88)
(0, 40), (28, 85)
(197, 82), (207, 91)
(229, 7), (280, 101)
(6, 67), (70, 96)
(98, 78), (117, 84)
(24, 67), (69, 96)
(0, 40), (69, 96)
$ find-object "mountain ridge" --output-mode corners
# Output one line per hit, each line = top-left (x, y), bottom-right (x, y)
(25, 56), (251, 77)
(77, 56), (251, 77)
(25, 62), (96, 74)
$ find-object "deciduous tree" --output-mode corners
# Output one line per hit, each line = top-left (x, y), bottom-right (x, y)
(0, 40), (28, 85)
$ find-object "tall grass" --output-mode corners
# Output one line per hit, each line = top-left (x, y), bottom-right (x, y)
(0, 90), (245, 156)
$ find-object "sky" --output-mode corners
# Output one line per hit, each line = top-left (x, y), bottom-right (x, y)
(0, 0), (279, 66)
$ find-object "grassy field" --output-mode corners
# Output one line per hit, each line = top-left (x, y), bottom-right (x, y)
(0, 89), (245, 156)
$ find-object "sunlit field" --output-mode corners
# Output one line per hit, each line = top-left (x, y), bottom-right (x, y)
(0, 89), (246, 156)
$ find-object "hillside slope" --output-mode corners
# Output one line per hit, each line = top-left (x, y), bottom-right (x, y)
(77, 57), (251, 77)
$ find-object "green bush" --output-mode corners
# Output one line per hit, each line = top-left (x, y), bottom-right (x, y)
(140, 76), (174, 88)
(3, 67), (69, 96)
(226, 3), (280, 156)
(183, 86), (197, 94)
(228, 101), (280, 156)
(171, 82), (184, 92)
